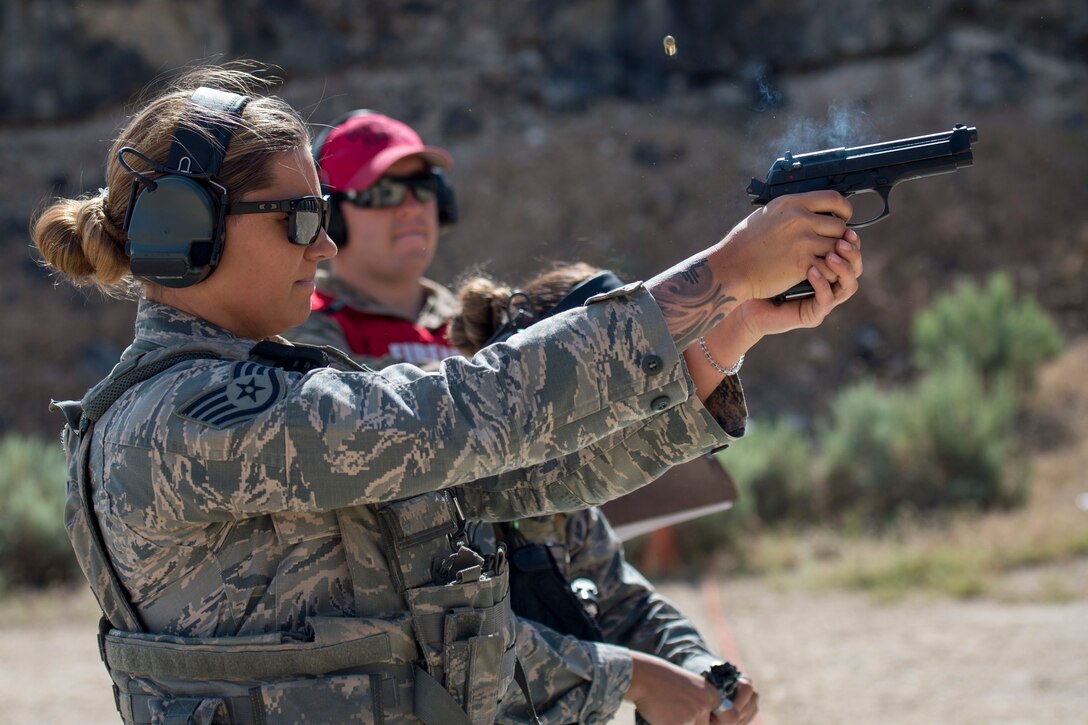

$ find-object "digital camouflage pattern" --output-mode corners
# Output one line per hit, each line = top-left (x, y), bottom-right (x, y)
(502, 615), (633, 725)
(569, 507), (724, 679)
(75, 281), (740, 723)
(285, 268), (746, 724)
(485, 505), (730, 724)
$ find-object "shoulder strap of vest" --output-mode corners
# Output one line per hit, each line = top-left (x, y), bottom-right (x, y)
(63, 342), (368, 635)
(56, 350), (225, 635)
(68, 423), (146, 633)
(82, 351), (223, 425)
(64, 342), (373, 638)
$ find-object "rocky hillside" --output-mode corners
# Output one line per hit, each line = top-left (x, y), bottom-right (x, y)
(2, 0), (1086, 438)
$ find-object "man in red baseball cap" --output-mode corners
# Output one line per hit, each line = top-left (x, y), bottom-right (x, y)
(288, 112), (460, 369)
(317, 112), (453, 192)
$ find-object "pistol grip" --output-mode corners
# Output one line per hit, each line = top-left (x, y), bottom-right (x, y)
(770, 280), (816, 305)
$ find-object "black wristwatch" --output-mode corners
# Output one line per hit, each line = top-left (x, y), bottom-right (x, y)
(703, 662), (743, 710)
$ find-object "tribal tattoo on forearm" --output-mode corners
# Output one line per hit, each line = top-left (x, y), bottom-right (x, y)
(647, 257), (736, 350)
(702, 377), (748, 437)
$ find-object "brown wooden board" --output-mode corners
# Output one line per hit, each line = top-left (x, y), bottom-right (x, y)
(600, 455), (739, 541)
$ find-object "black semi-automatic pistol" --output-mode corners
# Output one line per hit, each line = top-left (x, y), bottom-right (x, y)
(747, 124), (979, 303)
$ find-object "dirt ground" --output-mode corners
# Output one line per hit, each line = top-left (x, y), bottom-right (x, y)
(2, 564), (1085, 725)
(653, 568), (1088, 725)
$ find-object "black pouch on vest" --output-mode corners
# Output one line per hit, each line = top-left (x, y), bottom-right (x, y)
(507, 543), (604, 642)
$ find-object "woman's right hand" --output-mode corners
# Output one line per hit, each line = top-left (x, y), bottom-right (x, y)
(721, 190), (854, 302)
(647, 190), (853, 350)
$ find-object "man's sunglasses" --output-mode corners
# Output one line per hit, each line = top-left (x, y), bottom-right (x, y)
(227, 195), (331, 246)
(341, 171), (439, 209)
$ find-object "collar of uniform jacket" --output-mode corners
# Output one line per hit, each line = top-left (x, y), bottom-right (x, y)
(124, 299), (262, 362)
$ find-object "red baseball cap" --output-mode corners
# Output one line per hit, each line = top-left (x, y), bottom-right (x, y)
(316, 113), (453, 192)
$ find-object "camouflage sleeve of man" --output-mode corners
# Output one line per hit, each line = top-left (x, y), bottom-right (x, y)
(569, 507), (722, 676)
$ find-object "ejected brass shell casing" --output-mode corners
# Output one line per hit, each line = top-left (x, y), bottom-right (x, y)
(663, 35), (677, 56)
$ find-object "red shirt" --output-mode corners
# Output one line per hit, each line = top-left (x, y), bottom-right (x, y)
(310, 289), (459, 365)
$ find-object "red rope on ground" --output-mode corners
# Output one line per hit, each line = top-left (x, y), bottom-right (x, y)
(700, 573), (767, 725)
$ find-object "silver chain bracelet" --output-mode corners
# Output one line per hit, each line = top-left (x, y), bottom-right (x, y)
(698, 337), (744, 376)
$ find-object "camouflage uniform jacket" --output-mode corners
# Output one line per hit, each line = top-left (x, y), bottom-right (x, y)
(286, 268), (460, 370)
(83, 283), (739, 723)
(489, 507), (729, 724)
(488, 378), (746, 724)
(283, 274), (747, 724)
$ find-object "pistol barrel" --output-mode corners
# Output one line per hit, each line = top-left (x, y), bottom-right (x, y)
(748, 124), (978, 203)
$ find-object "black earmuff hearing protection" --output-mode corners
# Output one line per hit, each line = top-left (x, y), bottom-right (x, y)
(310, 109), (458, 247)
(434, 166), (458, 226)
(121, 87), (251, 288)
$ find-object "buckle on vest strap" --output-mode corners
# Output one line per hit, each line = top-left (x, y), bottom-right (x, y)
(432, 545), (486, 585)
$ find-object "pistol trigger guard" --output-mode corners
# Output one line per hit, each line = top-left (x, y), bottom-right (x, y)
(846, 185), (892, 228)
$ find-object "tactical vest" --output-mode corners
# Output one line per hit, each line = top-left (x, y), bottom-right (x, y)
(53, 343), (537, 725)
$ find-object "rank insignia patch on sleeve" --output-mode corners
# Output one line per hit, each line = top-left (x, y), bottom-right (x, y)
(177, 362), (287, 428)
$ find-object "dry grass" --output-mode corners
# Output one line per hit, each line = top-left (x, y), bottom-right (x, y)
(733, 338), (1088, 602)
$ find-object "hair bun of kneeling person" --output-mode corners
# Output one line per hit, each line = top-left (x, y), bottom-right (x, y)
(448, 262), (603, 357)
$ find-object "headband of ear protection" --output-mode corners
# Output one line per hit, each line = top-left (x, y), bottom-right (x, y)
(310, 109), (458, 247)
(121, 87), (251, 288)
(483, 271), (625, 347)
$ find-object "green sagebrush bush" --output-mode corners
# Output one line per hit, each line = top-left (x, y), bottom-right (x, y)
(717, 418), (816, 525)
(652, 356), (1030, 565)
(818, 356), (1026, 522)
(0, 434), (77, 589)
(912, 271), (1063, 391)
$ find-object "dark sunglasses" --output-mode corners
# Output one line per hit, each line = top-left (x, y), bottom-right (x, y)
(341, 171), (439, 209)
(227, 195), (331, 246)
